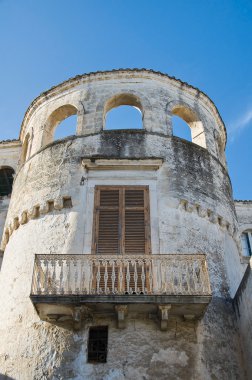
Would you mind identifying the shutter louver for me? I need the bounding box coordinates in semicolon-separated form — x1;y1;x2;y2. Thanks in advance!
125;210;145;254
97;210;119;255
96;190;119;255
93;186;150;256
125;189;146;255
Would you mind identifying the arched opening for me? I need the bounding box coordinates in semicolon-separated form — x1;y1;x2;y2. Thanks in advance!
104;94;143;130
54;114;77;140
241;230;252;257
0;167;15;196
172;115;192;141
21;133;30;163
105;106;142;130
43;105;78;146
171;106;206;148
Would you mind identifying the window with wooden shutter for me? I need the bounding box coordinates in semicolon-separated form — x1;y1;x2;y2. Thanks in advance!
92;186;151;255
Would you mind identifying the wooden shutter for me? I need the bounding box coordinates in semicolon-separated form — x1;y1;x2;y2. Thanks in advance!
93;188;120;255
92;186;150;255
125;189;146;255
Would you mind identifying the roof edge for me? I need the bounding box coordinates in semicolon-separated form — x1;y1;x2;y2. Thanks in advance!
234;200;252;204
0;139;21;145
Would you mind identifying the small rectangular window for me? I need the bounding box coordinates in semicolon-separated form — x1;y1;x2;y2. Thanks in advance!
241;232;252;257
88;326;108;363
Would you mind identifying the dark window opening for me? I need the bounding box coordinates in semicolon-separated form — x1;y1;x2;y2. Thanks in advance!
0;168;15;196
88;326;108;363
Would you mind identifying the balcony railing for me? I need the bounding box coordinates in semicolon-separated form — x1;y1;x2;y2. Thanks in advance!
31;254;211;297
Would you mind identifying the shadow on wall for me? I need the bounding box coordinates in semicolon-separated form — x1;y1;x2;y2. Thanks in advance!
0;250;3;270
0;375;17;380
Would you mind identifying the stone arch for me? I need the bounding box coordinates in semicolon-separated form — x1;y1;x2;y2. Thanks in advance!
0;166;15;196
167;101;206;148
214;129;225;161
20;133;30;164
103;93;143;130
42;104;78;147
94;90;153;132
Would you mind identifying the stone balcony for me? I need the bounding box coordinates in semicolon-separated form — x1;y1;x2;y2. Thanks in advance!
30;254;212;330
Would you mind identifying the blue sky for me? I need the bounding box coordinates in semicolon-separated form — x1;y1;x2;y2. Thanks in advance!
0;0;251;199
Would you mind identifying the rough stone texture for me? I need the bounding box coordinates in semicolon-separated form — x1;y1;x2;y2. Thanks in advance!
0;140;21;246
0;140;21;171
233;201;252;379
235;200;252;229
233;263;252;380
0;69;250;379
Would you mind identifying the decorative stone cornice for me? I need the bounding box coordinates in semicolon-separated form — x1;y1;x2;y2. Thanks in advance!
178;199;234;236
82;158;163;171
1;196;73;250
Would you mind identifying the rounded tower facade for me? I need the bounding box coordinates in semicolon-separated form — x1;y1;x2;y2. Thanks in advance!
0;70;246;379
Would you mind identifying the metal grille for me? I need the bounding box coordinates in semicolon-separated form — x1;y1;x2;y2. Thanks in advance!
88;326;108;363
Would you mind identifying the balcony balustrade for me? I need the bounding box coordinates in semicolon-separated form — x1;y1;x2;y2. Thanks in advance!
30;254;211;330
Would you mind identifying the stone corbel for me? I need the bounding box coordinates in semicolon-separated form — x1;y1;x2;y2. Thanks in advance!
72;306;82;330
28;205;39;219
54;197;64;210
115;305;128;329
184;314;195;321
158;304;171;331
20;211;28;225
13;217;20;230
39;201;50;215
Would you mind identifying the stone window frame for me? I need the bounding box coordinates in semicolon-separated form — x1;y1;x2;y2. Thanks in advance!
240;230;252;258
81;170;160;256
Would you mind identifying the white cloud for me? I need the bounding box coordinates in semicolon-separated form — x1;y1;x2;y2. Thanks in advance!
229;107;252;142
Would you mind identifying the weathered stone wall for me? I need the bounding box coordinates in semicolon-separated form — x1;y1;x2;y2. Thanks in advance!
235;200;252;229
0;133;246;379
0;140;21;171
0;306;244;380
19;70;226;165
233;263;252;380
0;140;21;246
234;201;252;379
0;70;248;379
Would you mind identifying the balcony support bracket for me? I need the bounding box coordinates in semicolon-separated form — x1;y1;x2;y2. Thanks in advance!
115;305;128;329
72;307;82;330
158;304;171;331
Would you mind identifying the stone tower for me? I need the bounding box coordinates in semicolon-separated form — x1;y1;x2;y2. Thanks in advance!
0;69;251;379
